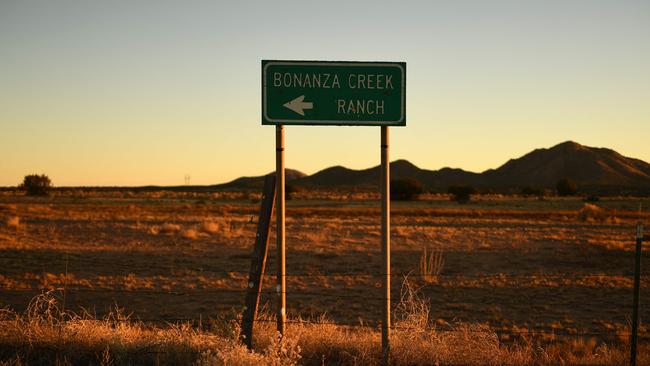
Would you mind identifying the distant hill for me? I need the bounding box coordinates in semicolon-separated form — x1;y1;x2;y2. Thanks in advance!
481;141;650;189
216;141;650;194
293;160;480;189
213;169;306;190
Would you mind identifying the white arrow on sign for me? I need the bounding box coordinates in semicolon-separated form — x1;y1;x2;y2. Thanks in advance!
283;95;313;116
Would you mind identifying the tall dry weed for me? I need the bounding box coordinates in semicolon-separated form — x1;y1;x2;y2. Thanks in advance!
419;246;444;284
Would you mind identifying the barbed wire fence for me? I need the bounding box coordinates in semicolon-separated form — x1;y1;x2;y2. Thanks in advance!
0;250;648;344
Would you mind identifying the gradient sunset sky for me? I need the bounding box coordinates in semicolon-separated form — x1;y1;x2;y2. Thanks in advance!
1;0;648;186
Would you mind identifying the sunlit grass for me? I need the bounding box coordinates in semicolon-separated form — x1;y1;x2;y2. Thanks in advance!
0;289;644;365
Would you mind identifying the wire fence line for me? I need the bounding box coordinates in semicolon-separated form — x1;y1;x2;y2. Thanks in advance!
2;250;650;277
0;284;646;343
1;248;648;345
0;252;647;279
0;285;643;302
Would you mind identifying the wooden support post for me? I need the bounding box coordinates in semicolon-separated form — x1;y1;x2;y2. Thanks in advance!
276;125;286;336
631;222;644;366
381;126;391;364
241;174;276;349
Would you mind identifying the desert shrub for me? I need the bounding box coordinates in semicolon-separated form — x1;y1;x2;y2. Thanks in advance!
0;204;17;211
200;220;221;234
285;184;301;200
577;203;608;222
448;185;477;203
182;229;199;239
520;186;545;197
556;178;578;196
394;278;430;330
5;216;21;229
0;291;641;366
19;174;52;196
419;246;444;284
150;223;182;235
391;179;423;201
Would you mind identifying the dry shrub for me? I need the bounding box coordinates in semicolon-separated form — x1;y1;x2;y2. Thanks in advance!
200;220;221;234
0;291;299;366
160;223;182;233
182;229;199;240
26;205;52;214
0;291;644;365
252;316;377;365
151;223;182;235
577;203;609;222
578;203;621;224
5;216;21;229
0;204;17;212
149;223;183;236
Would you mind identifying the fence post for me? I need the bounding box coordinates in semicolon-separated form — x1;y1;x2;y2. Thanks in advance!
631;222;644;366
241;174;276;349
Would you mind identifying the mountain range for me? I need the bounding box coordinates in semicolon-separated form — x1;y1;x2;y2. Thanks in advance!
215;141;650;194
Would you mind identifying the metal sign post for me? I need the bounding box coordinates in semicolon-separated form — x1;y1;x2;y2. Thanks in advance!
276;125;286;336
381;126;391;363
261;59;405;360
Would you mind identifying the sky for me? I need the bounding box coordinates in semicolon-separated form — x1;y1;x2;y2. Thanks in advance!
1;0;649;186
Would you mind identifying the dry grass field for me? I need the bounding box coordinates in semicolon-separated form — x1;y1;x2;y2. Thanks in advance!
0;190;649;365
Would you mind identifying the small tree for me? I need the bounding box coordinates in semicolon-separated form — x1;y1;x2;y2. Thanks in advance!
19;174;52;196
448;185;477;204
556;178;577;196
391;179;423;201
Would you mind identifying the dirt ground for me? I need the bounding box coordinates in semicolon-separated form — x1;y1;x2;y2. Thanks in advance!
1;192;649;343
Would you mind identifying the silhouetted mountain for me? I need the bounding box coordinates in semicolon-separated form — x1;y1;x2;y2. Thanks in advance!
477;141;650;192
214;169;306;190
294;160;421;187
217;141;650;194
294;159;479;189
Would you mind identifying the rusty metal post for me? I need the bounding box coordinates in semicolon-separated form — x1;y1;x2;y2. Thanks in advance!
381;126;391;364
276;125;286;336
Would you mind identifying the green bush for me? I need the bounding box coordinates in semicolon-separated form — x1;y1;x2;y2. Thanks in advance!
448;185;477;203
556;178;578;196
391;179;423;201
19;174;52;196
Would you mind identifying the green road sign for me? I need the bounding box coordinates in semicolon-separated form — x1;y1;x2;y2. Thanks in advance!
262;60;406;126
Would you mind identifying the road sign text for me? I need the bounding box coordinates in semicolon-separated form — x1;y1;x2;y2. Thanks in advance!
262;61;406;126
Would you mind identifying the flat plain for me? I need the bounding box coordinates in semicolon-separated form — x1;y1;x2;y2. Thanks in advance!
1;191;649;364
1;192;648;335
